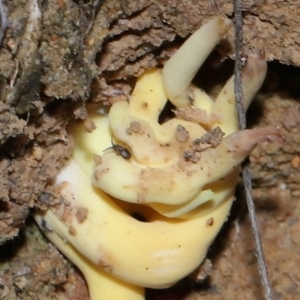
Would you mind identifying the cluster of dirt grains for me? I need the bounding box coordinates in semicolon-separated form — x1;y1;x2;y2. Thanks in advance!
0;221;89;300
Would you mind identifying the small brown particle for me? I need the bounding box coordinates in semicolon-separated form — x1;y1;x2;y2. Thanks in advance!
55;181;70;194
206;217;214;226
83;119;97;133
164;157;170;163
193;126;225;150
68;225;77;235
32;146;43;160
51;34;59;42
7;38;17;51
57;0;65;8
76;207;89;223
184;150;201;163
175;124;189;143
87;37;95;46
74;106;88;119
98;259;113;272
61;201;73;226
291;155;300;169
191;259;213;282
126;121;143;134
93;154;102;166
94;169;102;180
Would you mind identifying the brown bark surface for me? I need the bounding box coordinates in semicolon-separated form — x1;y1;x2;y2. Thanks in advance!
0;0;300;299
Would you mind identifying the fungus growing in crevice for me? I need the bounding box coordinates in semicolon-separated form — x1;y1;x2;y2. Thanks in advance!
35;16;279;300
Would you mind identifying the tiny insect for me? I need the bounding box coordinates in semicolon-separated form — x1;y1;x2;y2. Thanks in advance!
103;136;131;159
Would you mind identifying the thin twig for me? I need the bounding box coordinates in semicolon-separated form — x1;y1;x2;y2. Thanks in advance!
233;0;273;299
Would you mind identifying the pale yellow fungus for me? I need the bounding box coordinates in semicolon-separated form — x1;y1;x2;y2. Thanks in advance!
35;16;278;300
162;15;232;108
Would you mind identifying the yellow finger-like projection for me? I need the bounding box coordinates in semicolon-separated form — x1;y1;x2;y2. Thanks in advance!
35;16;278;300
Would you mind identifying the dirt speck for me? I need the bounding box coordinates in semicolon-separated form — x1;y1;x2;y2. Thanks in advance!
290;155;300;169
192;127;225;150
76;207;89;224
93;154;103;166
126;121;143;135
183;150;201;163
68;225;77;236
98;259;113;273
175;124;189;143
83;119;96;133
206;217;214;226
190;259;213;282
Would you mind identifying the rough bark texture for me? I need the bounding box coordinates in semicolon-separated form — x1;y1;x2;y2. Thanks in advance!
0;0;299;299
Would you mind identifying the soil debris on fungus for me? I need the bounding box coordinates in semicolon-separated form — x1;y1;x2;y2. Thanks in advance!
0;0;300;300
183;150;201;163
93;153;103;166
192;126;225;150
126;121;143;135
76;207;89;224
175;124;190;143
83;119;96;133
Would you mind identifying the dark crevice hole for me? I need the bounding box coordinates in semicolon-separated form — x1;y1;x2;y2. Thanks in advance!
131;212;148;222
